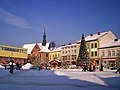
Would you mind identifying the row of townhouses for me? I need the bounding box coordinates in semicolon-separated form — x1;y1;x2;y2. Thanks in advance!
60;31;120;67
0;31;120;68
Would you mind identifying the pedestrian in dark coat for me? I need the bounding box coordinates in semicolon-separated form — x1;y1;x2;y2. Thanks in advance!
115;68;120;74
16;62;19;70
9;61;14;74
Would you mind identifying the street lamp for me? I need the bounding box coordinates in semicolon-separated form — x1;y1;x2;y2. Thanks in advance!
100;55;103;71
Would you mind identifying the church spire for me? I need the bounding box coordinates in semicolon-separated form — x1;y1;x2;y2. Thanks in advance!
42;28;47;46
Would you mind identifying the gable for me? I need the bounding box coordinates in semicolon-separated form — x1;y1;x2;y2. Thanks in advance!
31;44;41;54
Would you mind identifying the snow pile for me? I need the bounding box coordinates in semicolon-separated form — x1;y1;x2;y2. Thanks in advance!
22;63;33;70
54;70;64;76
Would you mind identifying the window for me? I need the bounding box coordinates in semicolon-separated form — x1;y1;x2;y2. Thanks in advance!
68;50;70;53
74;49;76;53
62;51;64;54
67;56;70;60
95;43;97;48
65;51;67;54
95;51;97;56
71;50;73;53
91;52;94;56
58;54;60;58
0;46;2;50
55;54;57;58
91;44;94;48
108;51;111;56
112;50;115;56
86;44;89;49
46;53;48;57
116;50;120;56
102;51;105;57
74;46;76;48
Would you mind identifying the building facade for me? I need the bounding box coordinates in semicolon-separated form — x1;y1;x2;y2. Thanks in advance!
49;47;61;68
22;31;119;68
76;31;116;66
0;44;28;64
61;43;77;66
60;31;117;67
99;39;120;66
23;31;51;67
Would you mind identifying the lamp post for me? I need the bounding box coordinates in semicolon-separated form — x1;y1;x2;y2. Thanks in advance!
100;55;103;71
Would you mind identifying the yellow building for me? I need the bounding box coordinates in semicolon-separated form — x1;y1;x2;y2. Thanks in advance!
49;47;61;60
49;47;61;68
76;31;116;65
0;44;28;64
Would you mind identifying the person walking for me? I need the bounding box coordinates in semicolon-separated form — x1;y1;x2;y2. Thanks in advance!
9;61;14;74
115;68;120;74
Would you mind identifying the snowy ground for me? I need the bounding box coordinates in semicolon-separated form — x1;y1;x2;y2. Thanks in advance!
0;68;120;90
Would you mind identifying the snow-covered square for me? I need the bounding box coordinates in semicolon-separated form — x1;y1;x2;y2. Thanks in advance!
0;68;120;90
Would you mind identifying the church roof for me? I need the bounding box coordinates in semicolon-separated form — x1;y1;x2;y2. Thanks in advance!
23;43;50;54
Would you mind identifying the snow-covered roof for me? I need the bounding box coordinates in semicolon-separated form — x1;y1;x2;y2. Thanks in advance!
51;47;61;52
23;43;36;54
23;43;50;54
77;31;107;43
49;59;61;63
39;45;50;53
100;39;120;48
61;43;77;48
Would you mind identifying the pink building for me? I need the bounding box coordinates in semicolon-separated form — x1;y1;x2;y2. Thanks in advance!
99;39;120;66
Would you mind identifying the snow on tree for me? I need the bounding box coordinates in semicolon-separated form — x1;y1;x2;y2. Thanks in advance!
77;34;89;67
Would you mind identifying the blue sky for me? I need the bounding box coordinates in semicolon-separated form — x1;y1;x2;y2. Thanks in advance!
0;0;120;47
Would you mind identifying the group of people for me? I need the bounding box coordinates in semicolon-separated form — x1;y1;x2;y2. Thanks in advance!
9;61;22;74
82;64;96;72
81;63;120;74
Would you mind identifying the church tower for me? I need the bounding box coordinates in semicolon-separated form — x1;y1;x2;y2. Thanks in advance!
42;29;47;46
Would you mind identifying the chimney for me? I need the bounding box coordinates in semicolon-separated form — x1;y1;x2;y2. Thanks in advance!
90;34;93;36
98;32;100;35
68;43;71;45
114;39;118;41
